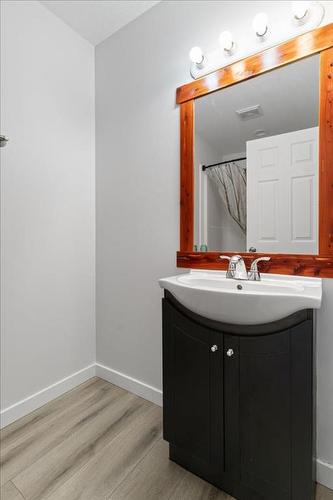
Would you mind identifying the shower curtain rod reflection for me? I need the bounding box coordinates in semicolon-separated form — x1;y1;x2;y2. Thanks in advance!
202;156;246;171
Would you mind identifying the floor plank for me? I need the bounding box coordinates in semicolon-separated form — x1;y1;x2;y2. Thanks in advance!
12;392;153;500
169;468;234;500
317;484;333;500
0;481;25;500
0;379;125;485
108;439;233;500
45;405;162;500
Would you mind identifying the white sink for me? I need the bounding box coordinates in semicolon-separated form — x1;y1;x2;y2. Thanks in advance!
159;270;322;325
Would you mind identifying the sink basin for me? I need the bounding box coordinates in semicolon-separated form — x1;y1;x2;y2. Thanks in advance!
159;270;322;325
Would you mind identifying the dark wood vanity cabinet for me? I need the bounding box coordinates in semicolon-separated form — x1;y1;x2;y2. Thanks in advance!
162;292;315;500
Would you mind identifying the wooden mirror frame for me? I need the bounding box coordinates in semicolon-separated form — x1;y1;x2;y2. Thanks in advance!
177;23;333;278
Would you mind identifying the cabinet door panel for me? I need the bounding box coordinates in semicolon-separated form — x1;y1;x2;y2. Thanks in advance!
225;331;292;500
162;299;222;472
239;333;291;500
173;324;210;457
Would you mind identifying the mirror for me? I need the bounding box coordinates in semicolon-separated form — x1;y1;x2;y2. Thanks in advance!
194;54;320;254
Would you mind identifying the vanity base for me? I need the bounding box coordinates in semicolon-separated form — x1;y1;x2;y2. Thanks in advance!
162;292;315;500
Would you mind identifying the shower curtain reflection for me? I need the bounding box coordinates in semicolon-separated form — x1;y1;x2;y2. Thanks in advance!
205;162;246;234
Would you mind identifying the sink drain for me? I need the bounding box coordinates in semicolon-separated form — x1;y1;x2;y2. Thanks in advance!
237;284;243;290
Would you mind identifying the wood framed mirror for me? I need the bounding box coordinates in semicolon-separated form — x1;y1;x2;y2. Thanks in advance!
177;23;333;278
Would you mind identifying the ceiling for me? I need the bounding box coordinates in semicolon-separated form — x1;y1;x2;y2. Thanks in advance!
40;0;160;45
195;54;320;159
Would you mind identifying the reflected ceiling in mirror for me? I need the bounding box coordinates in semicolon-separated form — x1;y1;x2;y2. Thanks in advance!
194;54;320;255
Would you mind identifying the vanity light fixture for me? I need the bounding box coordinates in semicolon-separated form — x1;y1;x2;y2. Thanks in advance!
252;12;269;37
219;30;234;53
188;3;324;80
189;46;205;68
292;1;310;20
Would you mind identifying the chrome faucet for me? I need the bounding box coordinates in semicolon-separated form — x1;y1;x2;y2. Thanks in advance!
219;255;271;281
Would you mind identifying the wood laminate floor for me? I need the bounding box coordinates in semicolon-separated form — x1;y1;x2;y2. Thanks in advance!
1;378;332;500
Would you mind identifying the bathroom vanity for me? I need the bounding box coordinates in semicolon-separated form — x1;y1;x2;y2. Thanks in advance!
160;271;322;500
162;22;333;500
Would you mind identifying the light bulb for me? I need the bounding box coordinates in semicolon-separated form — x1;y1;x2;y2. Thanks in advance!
252;12;269;37
189;46;204;65
219;31;234;52
292;1;310;20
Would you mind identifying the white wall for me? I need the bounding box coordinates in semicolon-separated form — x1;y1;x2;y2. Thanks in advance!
0;0;95;421
96;0;333;486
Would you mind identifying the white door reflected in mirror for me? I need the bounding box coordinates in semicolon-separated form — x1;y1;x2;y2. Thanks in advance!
247;127;318;254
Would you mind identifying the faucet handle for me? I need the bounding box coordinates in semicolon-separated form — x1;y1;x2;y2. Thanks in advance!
219;255;231;277
249;256;271;281
250;256;271;269
219;255;233;278
219;255;231;262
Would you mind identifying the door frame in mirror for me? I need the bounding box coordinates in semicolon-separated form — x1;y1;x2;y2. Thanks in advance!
177;23;333;278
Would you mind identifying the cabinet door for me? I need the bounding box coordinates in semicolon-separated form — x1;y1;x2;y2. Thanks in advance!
224;322;313;500
162;299;223;474
225;332;291;500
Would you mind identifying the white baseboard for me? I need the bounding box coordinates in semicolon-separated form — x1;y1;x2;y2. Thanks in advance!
0;364;96;429
96;363;162;407
317;458;333;490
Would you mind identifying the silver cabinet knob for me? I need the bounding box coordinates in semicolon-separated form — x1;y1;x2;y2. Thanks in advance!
211;345;218;352
226;348;234;357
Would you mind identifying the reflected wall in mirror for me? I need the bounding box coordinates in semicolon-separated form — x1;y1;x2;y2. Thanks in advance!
194;54;320;254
